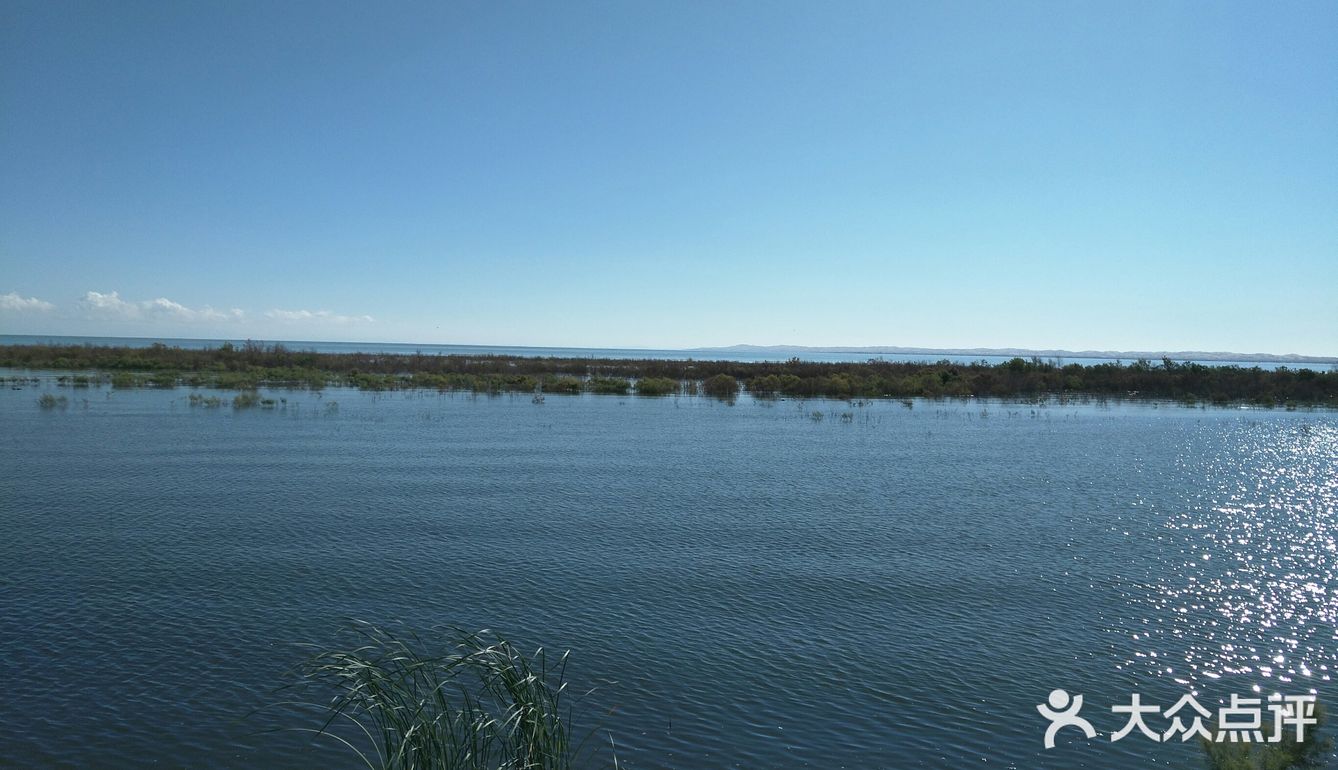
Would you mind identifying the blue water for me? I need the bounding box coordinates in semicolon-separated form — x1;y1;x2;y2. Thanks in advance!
3;374;1336;768
3;334;1326;369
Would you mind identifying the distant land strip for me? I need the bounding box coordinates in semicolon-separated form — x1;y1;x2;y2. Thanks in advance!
2;342;1335;407
693;344;1338;365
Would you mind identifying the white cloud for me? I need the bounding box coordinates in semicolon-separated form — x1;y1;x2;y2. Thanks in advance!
145;297;243;322
74;291;374;329
266;308;375;324
81;291;245;322
0;292;55;312
81;290;139;315
147;297;190;315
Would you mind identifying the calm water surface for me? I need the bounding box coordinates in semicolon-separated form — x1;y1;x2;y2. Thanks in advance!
2;374;1336;768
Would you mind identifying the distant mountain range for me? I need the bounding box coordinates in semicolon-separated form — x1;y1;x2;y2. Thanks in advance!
689;344;1337;365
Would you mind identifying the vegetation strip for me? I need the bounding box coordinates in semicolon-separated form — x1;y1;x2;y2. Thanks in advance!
3;342;1335;406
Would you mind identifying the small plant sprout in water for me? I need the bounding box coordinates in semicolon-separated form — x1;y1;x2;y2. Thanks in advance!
233;391;261;409
275;621;611;770
188;393;224;408
37;393;68;409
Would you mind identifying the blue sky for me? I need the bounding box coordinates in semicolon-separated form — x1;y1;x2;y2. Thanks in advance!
2;1;1335;354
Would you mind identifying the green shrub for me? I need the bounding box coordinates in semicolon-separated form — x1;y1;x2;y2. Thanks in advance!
147;371;178;388
587;377;630;395
542;376;584;394
702;373;738;399
635;377;678;396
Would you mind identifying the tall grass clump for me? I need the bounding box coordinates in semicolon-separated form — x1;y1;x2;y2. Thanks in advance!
282;622;596;770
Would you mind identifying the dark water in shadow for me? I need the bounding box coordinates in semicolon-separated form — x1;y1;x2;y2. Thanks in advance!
2;376;1335;767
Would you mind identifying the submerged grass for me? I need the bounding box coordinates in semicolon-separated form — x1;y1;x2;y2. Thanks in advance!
233;391;261;409
188;393;223;408
277;622;600;770
1200;702;1330;769
37;393;68;409
541;376;584;395
586;377;630;395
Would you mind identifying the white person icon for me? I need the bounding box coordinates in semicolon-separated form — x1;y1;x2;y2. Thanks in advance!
1037;689;1098;748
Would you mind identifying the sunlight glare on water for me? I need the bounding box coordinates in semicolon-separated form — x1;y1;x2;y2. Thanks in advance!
1127;421;1338;696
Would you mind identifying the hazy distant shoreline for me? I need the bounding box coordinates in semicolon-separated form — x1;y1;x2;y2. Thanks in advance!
694;344;1338;365
2;335;1333;366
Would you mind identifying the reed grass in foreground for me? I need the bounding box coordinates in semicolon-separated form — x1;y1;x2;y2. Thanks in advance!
279;622;607;770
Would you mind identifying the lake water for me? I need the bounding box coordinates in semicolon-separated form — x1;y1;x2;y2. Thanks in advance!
3;374;1336;768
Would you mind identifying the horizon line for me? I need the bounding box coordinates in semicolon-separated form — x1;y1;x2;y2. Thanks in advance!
1;333;1335;364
